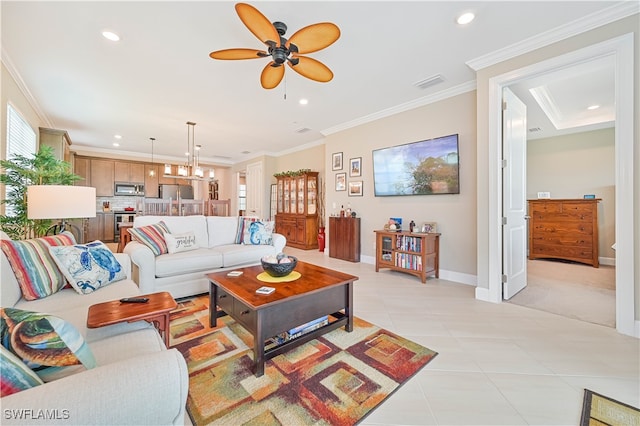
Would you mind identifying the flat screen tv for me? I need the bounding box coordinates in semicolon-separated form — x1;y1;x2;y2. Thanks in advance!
372;134;459;196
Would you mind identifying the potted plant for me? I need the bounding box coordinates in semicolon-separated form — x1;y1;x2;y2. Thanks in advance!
317;177;326;252
0;145;80;240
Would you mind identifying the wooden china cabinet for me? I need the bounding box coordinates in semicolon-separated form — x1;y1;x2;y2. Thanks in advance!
274;171;319;250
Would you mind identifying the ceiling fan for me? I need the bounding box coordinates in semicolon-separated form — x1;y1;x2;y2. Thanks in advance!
209;3;340;89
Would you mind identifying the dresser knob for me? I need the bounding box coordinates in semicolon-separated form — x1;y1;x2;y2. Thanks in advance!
219;294;227;299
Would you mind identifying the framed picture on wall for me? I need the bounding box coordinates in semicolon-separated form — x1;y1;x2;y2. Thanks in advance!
332;152;343;171
335;173;346;191
349;157;362;177
348;181;363;196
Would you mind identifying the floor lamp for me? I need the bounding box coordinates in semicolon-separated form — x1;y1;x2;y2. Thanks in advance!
27;185;96;243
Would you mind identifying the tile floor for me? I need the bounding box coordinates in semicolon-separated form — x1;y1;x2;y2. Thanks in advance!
284;247;639;426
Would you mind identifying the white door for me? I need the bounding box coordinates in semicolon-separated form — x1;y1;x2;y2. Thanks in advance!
502;88;528;299
245;161;263;218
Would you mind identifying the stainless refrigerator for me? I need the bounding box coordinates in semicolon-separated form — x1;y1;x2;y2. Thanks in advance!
159;184;194;200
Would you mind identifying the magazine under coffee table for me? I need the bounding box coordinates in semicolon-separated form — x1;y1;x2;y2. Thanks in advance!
207;261;358;377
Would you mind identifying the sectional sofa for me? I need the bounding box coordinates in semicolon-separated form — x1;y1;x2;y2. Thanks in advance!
0;231;188;425
124;215;286;299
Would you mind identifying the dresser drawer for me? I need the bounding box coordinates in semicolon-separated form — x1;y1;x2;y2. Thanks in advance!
233;298;257;333
215;287;234;314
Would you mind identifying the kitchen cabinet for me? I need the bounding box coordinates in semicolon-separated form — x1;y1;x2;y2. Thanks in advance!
329;217;361;262
90;159;115;196
39;127;71;162
114;162;144;183
145;165;159;198
87;212;115;242
528;198;600;267
73;156;91;187
274;171;318;249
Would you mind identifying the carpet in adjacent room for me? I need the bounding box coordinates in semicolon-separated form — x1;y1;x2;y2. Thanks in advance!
169;295;437;425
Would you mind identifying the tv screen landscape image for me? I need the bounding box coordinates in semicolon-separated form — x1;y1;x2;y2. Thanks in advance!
372;134;460;196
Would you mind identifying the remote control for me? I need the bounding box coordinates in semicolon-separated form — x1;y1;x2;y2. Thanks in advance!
255;286;275;295
120;297;149;303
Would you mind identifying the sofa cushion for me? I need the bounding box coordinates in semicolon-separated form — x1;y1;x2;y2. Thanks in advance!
0;346;43;396
235;217;258;244
216;243;277;267
206;216;240;247
49;241;127;294
164;231;199;254
0;232;76;301
0;308;96;382
128;221;170;255
154;248;223;278
135;215;209;250
241;220;275;245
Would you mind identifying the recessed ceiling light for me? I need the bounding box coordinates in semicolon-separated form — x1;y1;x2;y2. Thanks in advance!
587;105;600;110
114;134;122;139
102;31;120;42
457;12;475;25
113;142;120;147
299;99;308;105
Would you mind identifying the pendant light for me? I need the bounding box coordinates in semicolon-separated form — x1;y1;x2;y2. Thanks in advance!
149;137;156;177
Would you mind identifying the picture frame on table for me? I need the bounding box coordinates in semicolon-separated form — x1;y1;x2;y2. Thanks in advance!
348;181;363;197
332;152;343;171
335;173;346;191
421;222;438;233
349;157;362;177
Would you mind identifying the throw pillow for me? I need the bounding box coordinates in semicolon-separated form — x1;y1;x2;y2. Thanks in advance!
0;232;76;301
127;221;170;255
242;220;275;245
235;217;259;244
48;241;126;294
0;308;96;382
164;231;199;254
0;346;44;396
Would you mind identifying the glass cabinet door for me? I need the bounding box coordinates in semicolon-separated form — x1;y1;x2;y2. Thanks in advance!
289;178;297;213
277;180;283;213
307;175;317;215
297;177;305;214
284;179;290;213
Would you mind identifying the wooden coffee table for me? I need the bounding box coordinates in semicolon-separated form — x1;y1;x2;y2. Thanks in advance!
87;292;177;348
207;261;358;376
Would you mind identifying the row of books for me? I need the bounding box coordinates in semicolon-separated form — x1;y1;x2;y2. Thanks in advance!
395;252;423;271
265;316;329;350
396;235;422;252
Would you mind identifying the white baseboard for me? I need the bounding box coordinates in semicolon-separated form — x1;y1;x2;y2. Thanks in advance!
599;256;615;266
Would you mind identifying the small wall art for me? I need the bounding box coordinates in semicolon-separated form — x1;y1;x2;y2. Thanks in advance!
349;157;362;177
335;172;346;191
332;152;343;171
348;181;363;196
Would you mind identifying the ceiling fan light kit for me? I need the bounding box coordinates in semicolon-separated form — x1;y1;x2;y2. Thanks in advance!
210;2;340;89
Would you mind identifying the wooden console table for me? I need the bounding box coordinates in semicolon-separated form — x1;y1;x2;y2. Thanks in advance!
374;230;440;283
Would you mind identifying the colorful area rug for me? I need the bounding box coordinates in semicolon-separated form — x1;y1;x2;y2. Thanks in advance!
169;295;437;425
580;389;640;426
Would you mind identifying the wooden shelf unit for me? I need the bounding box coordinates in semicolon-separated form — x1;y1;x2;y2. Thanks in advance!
528;198;600;267
329;216;361;262
374;230;440;283
274;171;319;250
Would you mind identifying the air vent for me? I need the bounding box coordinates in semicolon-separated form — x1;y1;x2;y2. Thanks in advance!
528;127;542;133
295;127;312;134
413;74;445;89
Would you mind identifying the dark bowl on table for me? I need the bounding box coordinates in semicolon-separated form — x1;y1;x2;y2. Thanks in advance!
261;256;298;277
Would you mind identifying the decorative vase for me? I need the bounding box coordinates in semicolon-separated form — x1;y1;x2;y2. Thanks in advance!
317;227;326;252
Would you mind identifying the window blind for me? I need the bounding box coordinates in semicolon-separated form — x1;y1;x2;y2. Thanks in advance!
5;104;36;216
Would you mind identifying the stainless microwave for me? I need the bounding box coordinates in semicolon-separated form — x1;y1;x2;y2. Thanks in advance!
114;182;144;196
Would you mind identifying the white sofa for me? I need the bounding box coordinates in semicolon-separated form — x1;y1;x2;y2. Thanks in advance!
124;215;286;299
0;231;189;425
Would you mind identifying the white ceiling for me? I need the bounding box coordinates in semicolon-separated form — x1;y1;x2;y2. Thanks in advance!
1;1;633;165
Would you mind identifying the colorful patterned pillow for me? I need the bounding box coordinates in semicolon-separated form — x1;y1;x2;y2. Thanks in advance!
0;346;44;396
127;221;170;255
235;217;258;244
0;308;96;382
164;232;199;254
0;232;76;300
48;241;126;294
242;220;274;245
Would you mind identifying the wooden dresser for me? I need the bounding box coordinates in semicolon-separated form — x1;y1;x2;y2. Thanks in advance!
528;198;600;267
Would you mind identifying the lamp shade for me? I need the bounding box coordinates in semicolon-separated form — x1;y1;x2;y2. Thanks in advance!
27;185;96;219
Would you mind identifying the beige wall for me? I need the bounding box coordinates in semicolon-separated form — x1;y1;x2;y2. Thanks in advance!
527;128;615;259
324;91;477;277
475;15;639;318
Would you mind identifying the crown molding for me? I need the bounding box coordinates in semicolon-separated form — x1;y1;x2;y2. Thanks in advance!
1;48;53;127
322;80;477;136
466;2;639;71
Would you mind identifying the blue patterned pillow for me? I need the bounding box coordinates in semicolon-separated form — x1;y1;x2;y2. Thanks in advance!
0;308;96;382
48;241;126;294
0;346;43;396
242;220;274;245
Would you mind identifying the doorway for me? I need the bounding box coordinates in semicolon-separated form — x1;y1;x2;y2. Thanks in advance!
486;34;635;336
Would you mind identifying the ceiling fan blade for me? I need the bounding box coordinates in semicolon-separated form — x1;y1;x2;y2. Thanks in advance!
286;23;340;54
288;55;334;83
235;3;280;48
261;62;285;89
209;48;268;60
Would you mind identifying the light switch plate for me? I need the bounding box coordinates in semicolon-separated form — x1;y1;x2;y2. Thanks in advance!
537;191;551;199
